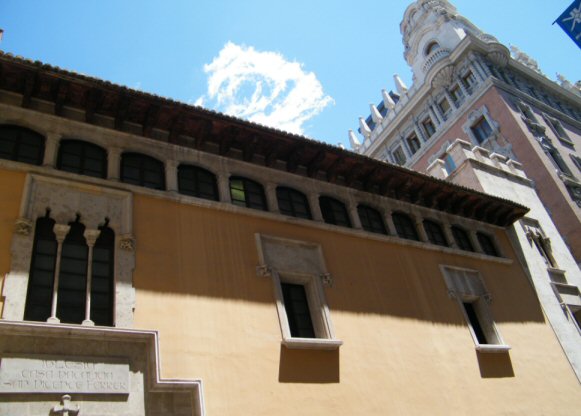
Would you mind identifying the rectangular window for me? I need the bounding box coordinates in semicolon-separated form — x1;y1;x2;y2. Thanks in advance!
470;117;493;144
392;146;407;165
438;98;451;119
461;71;476;92
281;282;316;338
422;118;436;138
440;266;509;353
545;115;573;146
406;133;421;155
449;85;463;105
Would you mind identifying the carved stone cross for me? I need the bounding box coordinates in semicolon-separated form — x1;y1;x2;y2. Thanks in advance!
52;394;80;416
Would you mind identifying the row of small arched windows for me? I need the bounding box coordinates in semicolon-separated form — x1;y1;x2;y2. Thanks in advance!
0;125;499;256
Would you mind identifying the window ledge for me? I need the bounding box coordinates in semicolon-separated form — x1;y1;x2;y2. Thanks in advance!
282;337;343;350
475;344;511;353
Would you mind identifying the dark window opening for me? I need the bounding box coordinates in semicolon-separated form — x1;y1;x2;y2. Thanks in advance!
471;117;493;144
449;86;463;104
477;232;499;257
407;134;421;155
392;146;407;165
451;226;474;252
121;152;165;190
358;205;387;235
319;196;351;228
0;125;45;165
463;302;488;344
91;225;115;326
425;41;440;55
57;139;107;178
178;164;219;201
423;220;448;247
24;216;57;322
230;177;267;211
392;212;419;241
438;98;451;118
422;118;436;138
281;282;315;338
532;236;555;268
276;187;312;219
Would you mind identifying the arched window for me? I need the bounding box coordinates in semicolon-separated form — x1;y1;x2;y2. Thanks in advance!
358;204;387;235
276;186;312;219
425;41;440;56
121;152;165;190
451;225;474;252
423;219;448;247
392;212;419;241
57;218;88;324
229;176;267;211
24;214;115;326
57;139;107;178
178;164;219;201
0;124;45;165
477;232;499;257
91;224;115;327
319;196;351;228
24;216;57;322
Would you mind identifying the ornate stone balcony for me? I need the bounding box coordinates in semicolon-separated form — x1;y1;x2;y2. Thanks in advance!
422;48;451;74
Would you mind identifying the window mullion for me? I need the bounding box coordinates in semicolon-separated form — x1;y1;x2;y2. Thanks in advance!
47;224;71;324
83;229;101;326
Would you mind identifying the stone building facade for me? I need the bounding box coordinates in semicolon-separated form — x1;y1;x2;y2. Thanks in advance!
351;0;581;265
1;45;581;415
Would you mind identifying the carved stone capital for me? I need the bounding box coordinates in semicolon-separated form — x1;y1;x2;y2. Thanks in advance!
119;235;135;251
83;229;101;247
14;217;33;236
53;224;71;243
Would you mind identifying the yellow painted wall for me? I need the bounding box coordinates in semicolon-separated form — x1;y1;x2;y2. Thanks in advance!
130;194;581;416
0;169;26;316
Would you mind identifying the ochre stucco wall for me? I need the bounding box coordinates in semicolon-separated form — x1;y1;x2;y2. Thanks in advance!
130;194;581;416
0;169;26;316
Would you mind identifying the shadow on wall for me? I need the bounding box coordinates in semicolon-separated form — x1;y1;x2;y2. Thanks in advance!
278;347;340;383
477;351;514;378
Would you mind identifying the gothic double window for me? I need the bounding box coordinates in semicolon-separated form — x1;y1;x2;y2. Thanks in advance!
24;214;115;326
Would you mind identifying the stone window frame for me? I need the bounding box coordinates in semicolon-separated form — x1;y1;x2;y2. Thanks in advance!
255;234;342;350
3;174;136;328
391;144;407;166
437;97;452;120
543;113;574;147
521;218;557;269
460;70;477;93
406;132;422;155
448;84;464;106
569;154;581;174
440;265;510;353
462;105;499;146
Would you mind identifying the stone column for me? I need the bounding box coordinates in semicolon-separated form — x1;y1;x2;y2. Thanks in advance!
415;217;429;243
308;193;323;222
82;229;101;326
444;224;457;249
217;173;231;203
469;230;483;253
47;224;71;324
108;147;122;181
384;209;397;236
428;102;442;126
165;160;178;193
43;132;61;168
347;198;362;229
444;89;458;109
265;182;279;214
456;75;470;97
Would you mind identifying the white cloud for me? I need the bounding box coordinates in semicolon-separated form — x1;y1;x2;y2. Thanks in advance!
196;42;333;135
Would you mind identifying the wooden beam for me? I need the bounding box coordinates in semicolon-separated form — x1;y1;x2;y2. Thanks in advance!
53;79;69;116
84;88;103;123
307;149;326;178
193;119;213;150
264;141;282;167
21;71;37;108
326;156;345;183
142;104;161;137
243;135;259;162
114;93;131;130
345;163;365;186
286;145;304;173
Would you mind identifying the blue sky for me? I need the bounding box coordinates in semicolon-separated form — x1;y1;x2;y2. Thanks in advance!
1;1;579;148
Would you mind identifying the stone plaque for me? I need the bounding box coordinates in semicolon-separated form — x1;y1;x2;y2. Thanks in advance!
0;354;129;394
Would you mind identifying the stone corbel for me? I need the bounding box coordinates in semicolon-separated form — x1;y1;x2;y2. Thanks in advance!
14;217;33;236
447;289;457;300
483;293;493;304
256;264;272;278
320;273;333;287
52;394;80;416
119;234;136;251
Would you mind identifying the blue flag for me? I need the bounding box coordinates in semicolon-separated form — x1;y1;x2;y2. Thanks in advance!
556;0;581;49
